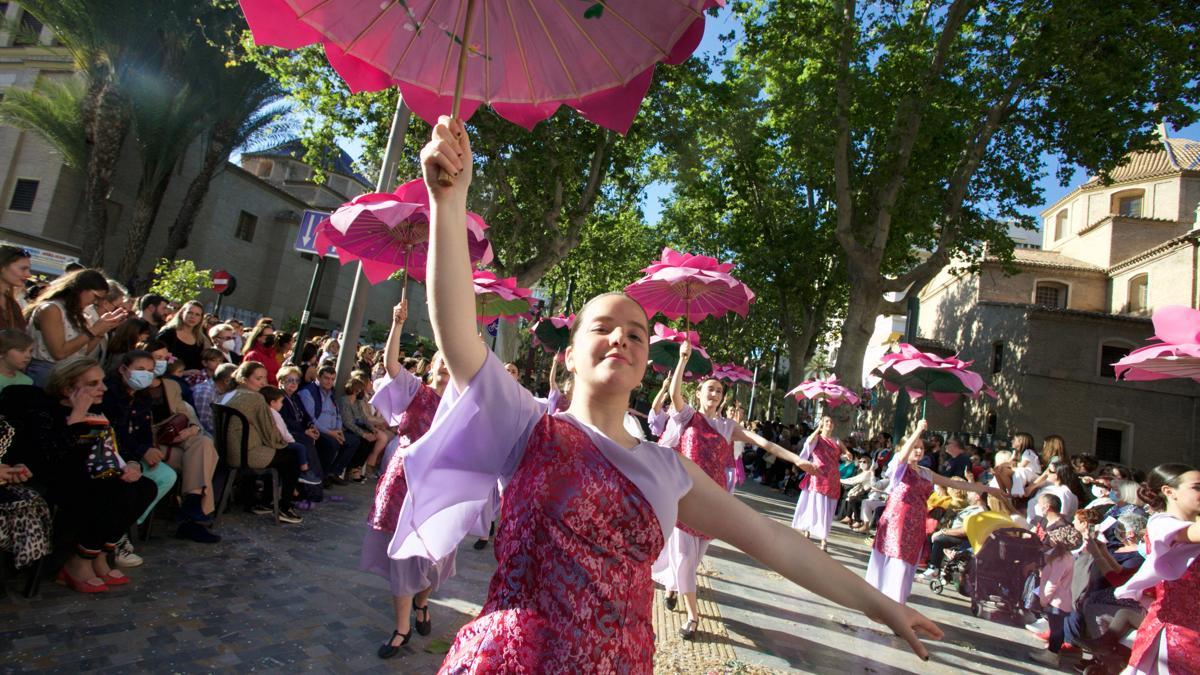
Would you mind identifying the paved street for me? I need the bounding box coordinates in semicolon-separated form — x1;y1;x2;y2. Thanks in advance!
1;480;1061;674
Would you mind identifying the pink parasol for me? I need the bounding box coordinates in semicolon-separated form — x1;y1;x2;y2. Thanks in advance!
869;343;995;416
314;178;493;288
473;270;534;323
648;322;712;377
624;247;755;330
531;314;575;354
1114;305;1200;382
786;375;861;409
712;362;754;383
238;0;723;135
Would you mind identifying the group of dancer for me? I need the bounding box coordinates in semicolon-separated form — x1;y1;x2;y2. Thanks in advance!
353;118;1197;673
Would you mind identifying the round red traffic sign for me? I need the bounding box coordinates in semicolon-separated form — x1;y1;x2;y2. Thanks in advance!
212;270;236;296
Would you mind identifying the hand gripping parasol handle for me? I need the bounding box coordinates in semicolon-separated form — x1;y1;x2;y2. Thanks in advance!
437;0;479;187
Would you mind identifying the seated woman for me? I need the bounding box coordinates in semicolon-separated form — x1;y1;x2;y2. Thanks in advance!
276;364;324;482
106;343;220;543
0;358;157;592
220;361;304;524
0;416;53;570
337;376;385;482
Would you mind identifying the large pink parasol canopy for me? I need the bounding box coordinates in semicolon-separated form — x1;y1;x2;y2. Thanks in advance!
711;363;754;383
624;247;755;326
314;178;493;285
473;270;534;322
238;0;723;134
869;343;995;412
1114;305;1200;382
786;375;861;409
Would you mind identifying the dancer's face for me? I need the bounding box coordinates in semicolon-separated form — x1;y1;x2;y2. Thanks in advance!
565;295;648;396
696;378;724;411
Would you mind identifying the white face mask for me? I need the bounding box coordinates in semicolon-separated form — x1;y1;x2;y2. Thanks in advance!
153;360;169;376
221;339;237;352
126;370;154;391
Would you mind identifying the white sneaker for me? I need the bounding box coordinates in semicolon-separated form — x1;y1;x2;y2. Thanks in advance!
115;535;144;568
920;567;938;579
1025;617;1049;633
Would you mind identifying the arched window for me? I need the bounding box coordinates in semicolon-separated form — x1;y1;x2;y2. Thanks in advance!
1111;189;1145;218
1034;281;1069;309
1094;420;1133;464
1054;210;1068;241
1128;274;1149;313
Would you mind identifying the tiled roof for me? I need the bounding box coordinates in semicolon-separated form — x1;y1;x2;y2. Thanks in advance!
986;248;1103;273
1084;137;1200;186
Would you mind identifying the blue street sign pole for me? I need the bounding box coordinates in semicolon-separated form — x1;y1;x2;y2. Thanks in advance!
293;209;331;361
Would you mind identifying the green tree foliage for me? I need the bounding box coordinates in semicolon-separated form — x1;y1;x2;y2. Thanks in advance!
733;0;1200;408
148;258;213;303
0;76;88;170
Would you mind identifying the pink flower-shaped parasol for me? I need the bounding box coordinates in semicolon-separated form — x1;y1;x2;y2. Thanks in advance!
473;270;534;323
870;343;995;415
314;178;493;285
711;363;754;383
624;247;755;328
786;375;861;409
648;322;712;377
531;314;574;354
1114;305;1200;382
238;0;723;135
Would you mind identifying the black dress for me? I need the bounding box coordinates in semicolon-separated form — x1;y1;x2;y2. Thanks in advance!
158;328;205;370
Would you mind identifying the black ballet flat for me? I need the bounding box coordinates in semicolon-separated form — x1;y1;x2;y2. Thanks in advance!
472;539;488;550
377;629;411;659
413;600;432;636
665;592;677;611
679;619;698;641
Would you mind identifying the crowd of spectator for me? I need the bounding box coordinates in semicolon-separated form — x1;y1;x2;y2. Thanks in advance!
0;246;423;594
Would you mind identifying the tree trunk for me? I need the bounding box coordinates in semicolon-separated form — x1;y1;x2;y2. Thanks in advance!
117;173;173;281
81;79;129;269
495;318;521;364
782;314;825;425
162;130;232;260
832;279;885;429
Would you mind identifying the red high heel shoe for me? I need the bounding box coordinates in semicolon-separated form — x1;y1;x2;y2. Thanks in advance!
102;570;131;586
56;568;108;593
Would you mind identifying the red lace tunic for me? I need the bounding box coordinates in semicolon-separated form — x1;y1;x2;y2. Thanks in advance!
674;414;733;540
1124;517;1200;674
799;436;842;500
369;384;441;532
438;415;663;674
873;463;933;565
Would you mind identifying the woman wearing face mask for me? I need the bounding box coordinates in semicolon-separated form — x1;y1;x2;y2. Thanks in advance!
242;318;280;385
208;323;243;365
23;270;127;387
158;300;211;379
0;246;33;331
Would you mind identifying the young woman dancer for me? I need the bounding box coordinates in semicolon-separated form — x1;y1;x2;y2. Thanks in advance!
379;118;942;671
646;370;673;438
652;354;812;639
1114;463;1200;674
867;419;1000;604
359;299;455;659
791;415;852;551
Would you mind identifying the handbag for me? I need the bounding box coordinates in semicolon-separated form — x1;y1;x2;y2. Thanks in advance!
80;421;124;480
155;413;191;446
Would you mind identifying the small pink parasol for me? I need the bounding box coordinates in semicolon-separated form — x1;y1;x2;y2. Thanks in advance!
624;247;755;332
238;0;723;135
712;362;754;383
1114;305;1200;382
473;270;534;323
786;375;861;409
531;314;575;354
314;178;493;291
648;322;712;377
869;343;995;417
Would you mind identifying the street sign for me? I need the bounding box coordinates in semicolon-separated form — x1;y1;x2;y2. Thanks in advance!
294;209;337;258
212;270;236;296
486;319;499;337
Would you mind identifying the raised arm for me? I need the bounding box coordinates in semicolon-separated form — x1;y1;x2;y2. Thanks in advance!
384;300;407;379
669;342;690;413
651;371;672;414
422;117;486;390
893;419;928;466
548;353;560;393
677;457;942;659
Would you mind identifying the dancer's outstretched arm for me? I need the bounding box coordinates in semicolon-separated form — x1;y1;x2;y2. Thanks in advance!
732;424;809;471
668;341;691;413
383;300;408;378
421;117;485;389
677;457;943;659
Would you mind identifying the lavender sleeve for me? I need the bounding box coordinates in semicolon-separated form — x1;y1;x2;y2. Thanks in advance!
648;409;668;438
1115;513;1200;601
370;370;423;426
656;404;696;449
388;352;543;563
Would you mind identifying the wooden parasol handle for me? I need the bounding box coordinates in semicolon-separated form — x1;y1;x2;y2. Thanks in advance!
437;0;479;187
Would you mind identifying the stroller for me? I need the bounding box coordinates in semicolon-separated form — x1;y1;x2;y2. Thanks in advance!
963;523;1042;624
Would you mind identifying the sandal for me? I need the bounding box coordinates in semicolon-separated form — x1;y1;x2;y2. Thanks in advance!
679;618;698;641
377;629;411;659
413;599;432;636
56;568;107;594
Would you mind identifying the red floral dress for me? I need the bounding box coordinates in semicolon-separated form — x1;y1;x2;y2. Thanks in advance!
369;384;441;532
438;416;662;674
873;463;933;565
674;414;733;540
799;436;841;499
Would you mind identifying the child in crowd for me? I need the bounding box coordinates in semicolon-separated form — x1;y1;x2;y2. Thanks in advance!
1030;540;1075;667
0;329;33;392
261;386;321;486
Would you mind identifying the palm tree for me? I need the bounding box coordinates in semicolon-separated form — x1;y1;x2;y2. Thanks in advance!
0;76;88;170
161;65;293;260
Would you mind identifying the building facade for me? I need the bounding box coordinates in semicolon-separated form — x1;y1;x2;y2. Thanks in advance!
900;133;1200;469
